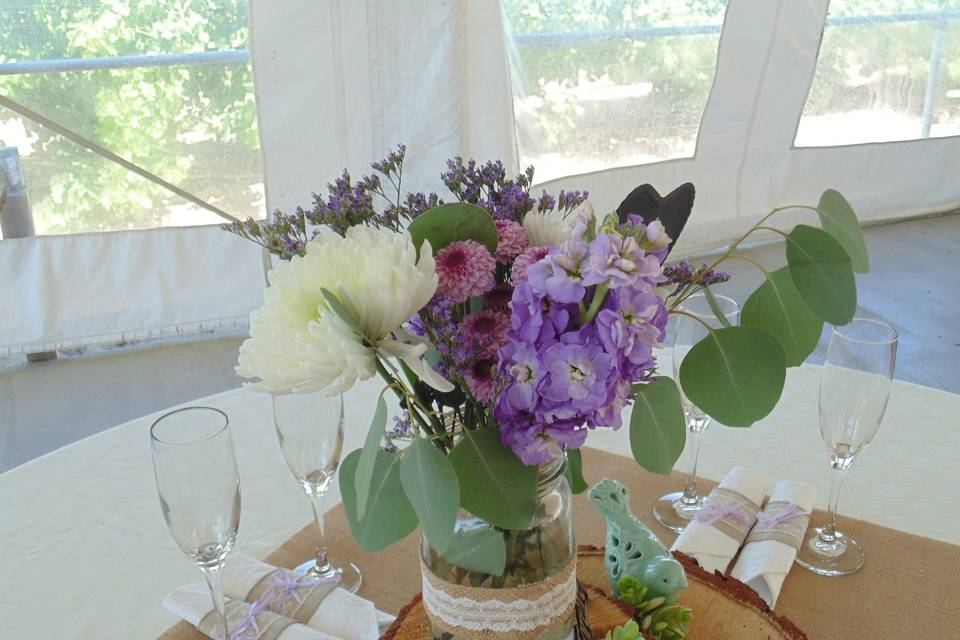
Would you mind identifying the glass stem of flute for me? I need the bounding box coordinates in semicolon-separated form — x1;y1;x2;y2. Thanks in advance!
682;415;708;503
821;460;848;543
202;566;228;640
309;495;330;571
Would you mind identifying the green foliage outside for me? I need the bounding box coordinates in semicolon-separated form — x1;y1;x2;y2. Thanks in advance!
0;0;261;234
0;0;957;234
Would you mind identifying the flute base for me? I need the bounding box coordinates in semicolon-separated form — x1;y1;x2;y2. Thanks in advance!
653;490;703;533
294;559;363;594
796;527;864;576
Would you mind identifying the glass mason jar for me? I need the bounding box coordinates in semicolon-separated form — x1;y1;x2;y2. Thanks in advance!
420;456;575;640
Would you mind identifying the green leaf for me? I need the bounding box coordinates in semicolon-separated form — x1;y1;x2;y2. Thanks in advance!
340;449;418;552
741;267;824;367
565;448;588;494
702;286;732;327
448;429;537;529
354;395;387;520
629;377;687;474
442;526;507;576
816;189;869;273
399;439;459;554
679;326;786;427
786;225;857;325
407;203;498;256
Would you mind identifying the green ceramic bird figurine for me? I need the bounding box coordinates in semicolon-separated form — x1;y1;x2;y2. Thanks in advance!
589;478;688;604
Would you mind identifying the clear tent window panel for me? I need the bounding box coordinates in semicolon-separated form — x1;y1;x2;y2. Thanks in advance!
796;1;960;147
0;0;262;235
503;0;729;183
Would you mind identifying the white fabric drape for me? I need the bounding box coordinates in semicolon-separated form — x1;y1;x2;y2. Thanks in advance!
0;226;265;355
249;0;518;213
2;0;958;353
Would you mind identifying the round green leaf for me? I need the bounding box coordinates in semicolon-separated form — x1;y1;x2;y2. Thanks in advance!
817;189;869;273
741;267;824;367
679;326;786;427
629;377;686;475
442;527;507;576
786;225;857;325
448;429;537;530
340;449;418;552
353;396;388;520
399;438;459;554
407;202;498;255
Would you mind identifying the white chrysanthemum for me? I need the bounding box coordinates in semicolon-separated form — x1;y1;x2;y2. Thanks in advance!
237;226;448;395
523;201;594;247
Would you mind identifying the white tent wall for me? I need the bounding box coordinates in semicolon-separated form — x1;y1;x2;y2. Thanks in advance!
249;0;519;213
0;226;265;355
2;0;958;355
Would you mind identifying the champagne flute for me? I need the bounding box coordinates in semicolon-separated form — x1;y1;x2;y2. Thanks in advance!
150;407;240;640
653;292;740;532
797;317;897;576
273;392;361;592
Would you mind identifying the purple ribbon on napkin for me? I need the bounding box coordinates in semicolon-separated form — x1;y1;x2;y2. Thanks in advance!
267;571;340;610
230;598;270;640
694;500;755;527
756;502;809;531
228;570;340;639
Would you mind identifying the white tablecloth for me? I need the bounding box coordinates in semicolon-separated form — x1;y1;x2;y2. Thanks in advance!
1;361;957;639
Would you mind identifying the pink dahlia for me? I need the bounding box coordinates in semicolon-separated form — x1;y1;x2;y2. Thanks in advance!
494;219;529;264
464;355;498;403
435;240;496;303
462;311;511;349
511;245;550;283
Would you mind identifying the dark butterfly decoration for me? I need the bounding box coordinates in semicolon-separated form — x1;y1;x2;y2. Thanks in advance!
616;183;695;258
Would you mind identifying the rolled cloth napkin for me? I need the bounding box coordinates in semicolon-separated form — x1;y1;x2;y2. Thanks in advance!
670;466;769;575
222;554;383;640
163;585;338;640
731;480;816;608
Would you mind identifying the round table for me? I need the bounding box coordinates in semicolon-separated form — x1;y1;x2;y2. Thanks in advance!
1;362;957;639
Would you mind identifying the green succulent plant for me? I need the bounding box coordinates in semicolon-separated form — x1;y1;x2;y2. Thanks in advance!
617;576;693;640
604;619;642;640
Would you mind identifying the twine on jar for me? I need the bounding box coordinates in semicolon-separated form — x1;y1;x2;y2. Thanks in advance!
420;556;578;640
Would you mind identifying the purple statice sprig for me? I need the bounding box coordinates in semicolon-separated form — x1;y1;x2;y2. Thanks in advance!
223;210;310;260
441;156;588;223
662;259;731;300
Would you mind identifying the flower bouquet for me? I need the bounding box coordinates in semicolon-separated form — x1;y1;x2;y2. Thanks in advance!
226;146;867;639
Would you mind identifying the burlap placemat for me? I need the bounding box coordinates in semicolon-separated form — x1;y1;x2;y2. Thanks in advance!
158;448;960;639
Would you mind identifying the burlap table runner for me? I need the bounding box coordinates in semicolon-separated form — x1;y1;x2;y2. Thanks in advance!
158;448;960;639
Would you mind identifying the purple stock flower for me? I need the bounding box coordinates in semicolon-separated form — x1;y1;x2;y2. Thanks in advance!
495;223;669;464
526;240;589;304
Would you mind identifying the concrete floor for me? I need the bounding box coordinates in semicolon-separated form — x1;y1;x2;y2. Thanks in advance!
1;214;957;473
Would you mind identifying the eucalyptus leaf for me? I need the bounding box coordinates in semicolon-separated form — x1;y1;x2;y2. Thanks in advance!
407;202;499;256
702;286;732;327
679;326;786;427
817;189;869;273
399;438;459;554
354;395;387;520
741;267;824;367
786;225;857;325
449;429;537;529
340;449;418;552
565;448;588;494
629;377;686;474
442;526;507;576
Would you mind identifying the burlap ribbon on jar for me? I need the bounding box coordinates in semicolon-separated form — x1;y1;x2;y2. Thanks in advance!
420;556;578;640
